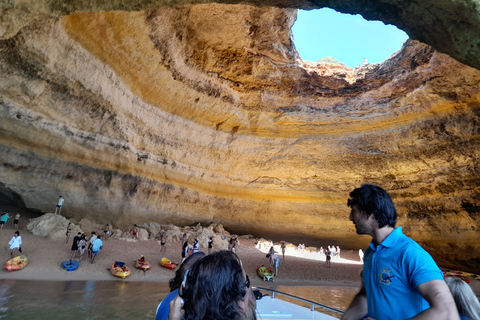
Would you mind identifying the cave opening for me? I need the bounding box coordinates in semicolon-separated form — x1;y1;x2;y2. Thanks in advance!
292;8;409;68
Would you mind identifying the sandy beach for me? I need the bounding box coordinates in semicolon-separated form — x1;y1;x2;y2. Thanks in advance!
0;211;478;300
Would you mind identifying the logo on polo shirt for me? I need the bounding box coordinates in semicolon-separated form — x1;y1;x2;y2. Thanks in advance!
379;267;395;286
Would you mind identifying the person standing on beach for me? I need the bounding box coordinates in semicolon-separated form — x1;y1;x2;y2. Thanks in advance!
208;236;213;254
192;239;199;254
0;212;10;229
88;231;97;258
103;224;112;240
325;247;331;268
90;235;103;263
160;232;167;253
281;242;286;260
181;241;189;262
13;212;20;230
341;184;458;320
70;232;81;260
78;234;87;260
9;231;22;257
55;195;64;214
267;252;280;276
64;222;72;243
131;224;139;240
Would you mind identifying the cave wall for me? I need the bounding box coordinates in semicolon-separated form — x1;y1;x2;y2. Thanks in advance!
0;2;479;272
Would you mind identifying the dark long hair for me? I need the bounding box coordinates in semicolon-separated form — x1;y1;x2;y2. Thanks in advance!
180;250;247;320
348;183;397;228
168;252;206;292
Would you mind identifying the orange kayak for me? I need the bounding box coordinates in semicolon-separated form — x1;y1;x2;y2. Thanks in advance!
135;259;151;271
4;255;28;272
160;257;177;270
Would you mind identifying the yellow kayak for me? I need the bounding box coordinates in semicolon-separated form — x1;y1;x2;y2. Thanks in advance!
110;261;130;279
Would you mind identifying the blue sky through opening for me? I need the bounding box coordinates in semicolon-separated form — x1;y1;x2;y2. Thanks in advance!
292;9;409;68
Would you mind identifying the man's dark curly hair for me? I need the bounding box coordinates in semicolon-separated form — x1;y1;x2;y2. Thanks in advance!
180;250;247;320
348;183;397;228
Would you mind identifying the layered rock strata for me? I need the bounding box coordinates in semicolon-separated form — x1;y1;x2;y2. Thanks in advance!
0;3;479;272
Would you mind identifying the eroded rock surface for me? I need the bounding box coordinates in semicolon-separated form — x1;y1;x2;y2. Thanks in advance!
1;3;479;272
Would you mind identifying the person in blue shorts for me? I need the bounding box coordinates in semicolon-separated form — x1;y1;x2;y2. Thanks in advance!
55;195;64;214
341;184;459;320
90;235;103;264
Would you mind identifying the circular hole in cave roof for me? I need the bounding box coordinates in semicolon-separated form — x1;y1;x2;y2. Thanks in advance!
292;8;409;68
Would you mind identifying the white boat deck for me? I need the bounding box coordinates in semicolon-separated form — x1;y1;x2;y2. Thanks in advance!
255;294;340;320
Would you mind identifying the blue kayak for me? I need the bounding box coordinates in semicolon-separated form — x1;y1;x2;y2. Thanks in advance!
62;260;79;271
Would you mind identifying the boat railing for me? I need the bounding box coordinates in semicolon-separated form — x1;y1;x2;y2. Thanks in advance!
253;286;345;316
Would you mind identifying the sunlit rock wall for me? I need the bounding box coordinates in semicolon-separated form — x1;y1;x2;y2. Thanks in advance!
0;3;479;271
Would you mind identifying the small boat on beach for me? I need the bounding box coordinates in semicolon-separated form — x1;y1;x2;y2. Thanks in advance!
135;258;151;272
4;255;28;272
160;257;177;270
257;266;274;282
110;261;130;279
62;260;79;271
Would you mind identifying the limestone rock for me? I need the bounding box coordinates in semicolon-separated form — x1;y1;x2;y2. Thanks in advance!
27;213;83;240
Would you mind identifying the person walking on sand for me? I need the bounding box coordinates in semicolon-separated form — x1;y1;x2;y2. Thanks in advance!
90;235;103;264
55;195;64;214
13;212;20;230
281;242;286;260
0;212;10;229
341;184;458;320
65;222;72;244
9;231;22;257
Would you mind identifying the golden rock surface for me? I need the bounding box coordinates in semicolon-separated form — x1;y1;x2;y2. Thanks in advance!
0;2;479;272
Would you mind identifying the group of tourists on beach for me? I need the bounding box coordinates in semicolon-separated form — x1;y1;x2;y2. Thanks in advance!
65;226;103;264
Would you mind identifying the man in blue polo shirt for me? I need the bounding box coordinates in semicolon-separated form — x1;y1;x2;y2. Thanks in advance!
341;184;459;320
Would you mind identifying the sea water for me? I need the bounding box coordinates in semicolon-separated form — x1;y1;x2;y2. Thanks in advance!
0;280;169;319
0;279;356;319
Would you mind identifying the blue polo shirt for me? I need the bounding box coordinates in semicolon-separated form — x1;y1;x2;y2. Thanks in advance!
363;227;444;320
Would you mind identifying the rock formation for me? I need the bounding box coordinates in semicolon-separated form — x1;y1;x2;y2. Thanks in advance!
1;2;479;272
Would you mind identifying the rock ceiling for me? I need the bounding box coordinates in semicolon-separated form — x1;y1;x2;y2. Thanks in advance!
0;1;479;272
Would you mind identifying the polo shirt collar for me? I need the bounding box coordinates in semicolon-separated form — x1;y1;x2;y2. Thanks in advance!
380;227;403;248
369;227;403;250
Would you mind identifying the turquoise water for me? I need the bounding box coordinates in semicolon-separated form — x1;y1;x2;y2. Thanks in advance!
0;279;355;319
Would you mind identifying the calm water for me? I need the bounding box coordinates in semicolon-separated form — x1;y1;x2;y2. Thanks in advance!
0;280;356;319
